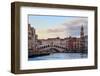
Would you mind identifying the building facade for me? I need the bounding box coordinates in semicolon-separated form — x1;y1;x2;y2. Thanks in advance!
28;24;38;56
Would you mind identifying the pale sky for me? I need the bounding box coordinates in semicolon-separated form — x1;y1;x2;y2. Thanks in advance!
28;15;88;39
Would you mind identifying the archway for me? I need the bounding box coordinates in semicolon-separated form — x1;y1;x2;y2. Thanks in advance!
49;48;60;53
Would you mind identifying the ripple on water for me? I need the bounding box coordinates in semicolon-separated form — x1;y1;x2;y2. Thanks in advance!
28;53;88;61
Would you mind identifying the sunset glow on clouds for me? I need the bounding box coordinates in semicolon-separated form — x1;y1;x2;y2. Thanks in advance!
29;15;88;39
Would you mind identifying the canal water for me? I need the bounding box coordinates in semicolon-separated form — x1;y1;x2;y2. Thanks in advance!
28;53;88;61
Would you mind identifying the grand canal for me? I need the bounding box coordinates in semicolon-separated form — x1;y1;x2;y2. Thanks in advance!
28;53;88;61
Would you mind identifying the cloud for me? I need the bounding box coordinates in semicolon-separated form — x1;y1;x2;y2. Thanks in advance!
43;23;66;34
63;17;88;26
36;28;67;39
47;28;65;33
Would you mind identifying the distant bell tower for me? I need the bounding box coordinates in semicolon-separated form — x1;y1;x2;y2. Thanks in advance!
80;25;85;53
80;25;84;38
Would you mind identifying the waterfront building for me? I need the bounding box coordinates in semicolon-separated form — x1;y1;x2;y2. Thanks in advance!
28;24;38;56
67;37;81;52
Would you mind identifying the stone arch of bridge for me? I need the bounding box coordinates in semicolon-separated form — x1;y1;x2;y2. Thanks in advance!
37;45;66;52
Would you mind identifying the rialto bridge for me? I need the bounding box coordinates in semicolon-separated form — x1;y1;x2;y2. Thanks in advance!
36;44;67;53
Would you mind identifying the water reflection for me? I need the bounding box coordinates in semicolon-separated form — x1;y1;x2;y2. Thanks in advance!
28;53;88;61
